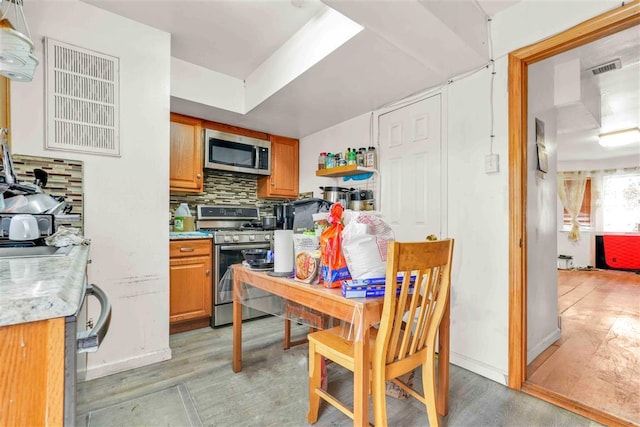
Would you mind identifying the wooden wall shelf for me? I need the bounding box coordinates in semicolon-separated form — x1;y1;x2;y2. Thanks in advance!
315;165;377;178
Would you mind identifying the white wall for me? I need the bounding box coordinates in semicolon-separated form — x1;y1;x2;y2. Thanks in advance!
12;1;172;379
299;0;623;385
299;112;379;201
558;228;593;267
526;59;561;363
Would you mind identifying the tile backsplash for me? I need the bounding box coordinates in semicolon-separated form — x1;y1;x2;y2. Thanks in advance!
170;169;287;218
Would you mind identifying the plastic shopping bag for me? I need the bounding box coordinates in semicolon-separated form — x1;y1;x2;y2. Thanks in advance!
342;211;395;280
319;203;351;288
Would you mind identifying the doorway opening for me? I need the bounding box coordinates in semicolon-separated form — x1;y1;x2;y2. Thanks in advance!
508;2;639;426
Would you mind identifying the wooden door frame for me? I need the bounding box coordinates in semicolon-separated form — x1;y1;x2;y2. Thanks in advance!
508;1;639;425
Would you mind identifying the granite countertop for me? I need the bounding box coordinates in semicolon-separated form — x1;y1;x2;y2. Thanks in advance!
170;231;213;240
0;245;90;327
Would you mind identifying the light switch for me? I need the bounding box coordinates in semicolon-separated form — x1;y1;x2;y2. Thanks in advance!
485;154;499;174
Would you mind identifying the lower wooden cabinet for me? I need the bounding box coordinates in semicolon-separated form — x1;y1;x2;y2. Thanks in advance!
169;239;212;333
0;318;65;426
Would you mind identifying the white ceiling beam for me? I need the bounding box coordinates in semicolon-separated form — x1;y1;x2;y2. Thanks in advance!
244;8;363;113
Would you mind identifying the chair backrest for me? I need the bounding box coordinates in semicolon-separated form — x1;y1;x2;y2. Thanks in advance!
375;239;454;365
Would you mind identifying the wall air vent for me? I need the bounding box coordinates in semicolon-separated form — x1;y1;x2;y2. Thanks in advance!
45;38;120;156
588;58;622;76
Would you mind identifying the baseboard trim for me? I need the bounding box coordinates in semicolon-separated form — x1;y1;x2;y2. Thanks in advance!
449;351;508;386
84;347;172;381
527;328;561;364
522;382;636;427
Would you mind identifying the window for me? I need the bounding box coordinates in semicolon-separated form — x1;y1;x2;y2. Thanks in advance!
602;173;640;232
563;177;591;227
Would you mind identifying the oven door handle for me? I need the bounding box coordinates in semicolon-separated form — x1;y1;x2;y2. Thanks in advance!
219;244;270;251
77;283;112;354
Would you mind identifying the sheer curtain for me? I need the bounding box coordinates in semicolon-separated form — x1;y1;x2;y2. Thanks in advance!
557;171;587;241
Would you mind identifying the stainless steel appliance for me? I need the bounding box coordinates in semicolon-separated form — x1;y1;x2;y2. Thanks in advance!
196;205;275;327
0;212;111;426
68;283;111;426
273;202;294;230
204;129;271;175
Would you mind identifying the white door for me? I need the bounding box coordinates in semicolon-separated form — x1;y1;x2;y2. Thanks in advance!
378;94;443;241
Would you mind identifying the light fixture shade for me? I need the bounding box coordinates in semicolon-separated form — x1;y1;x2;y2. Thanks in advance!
0;51;37;81
0;26;34;69
0;4;38;82
598;128;640;147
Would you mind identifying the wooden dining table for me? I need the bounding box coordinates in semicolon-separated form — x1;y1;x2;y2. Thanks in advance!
231;264;451;426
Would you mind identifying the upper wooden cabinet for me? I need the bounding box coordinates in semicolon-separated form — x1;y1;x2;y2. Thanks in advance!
170;113;203;193
257;135;299;199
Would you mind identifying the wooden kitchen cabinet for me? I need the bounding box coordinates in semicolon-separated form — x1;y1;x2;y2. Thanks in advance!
169;239;212;333
257;134;299;199
0;318;65;426
170;113;203;193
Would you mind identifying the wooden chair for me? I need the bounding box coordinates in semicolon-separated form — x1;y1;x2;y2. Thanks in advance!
307;239;454;426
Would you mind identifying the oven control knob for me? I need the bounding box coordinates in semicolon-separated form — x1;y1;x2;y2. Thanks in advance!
224;235;231;242
249;235;255;241
264;234;271;241
233;235;239;242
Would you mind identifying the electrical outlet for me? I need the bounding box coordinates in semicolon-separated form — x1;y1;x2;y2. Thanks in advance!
485;154;499;174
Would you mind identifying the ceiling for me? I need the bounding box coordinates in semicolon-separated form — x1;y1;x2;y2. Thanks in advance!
543;25;640;164
81;0;638;163
83;0;518;137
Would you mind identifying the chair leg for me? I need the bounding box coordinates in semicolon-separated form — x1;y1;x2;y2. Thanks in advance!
307;341;322;424
422;351;440;427
284;318;291;350
372;366;388;427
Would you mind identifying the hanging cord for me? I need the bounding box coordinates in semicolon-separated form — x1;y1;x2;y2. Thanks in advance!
488;17;496;155
0;0;10;21
17;0;33;41
0;0;33;41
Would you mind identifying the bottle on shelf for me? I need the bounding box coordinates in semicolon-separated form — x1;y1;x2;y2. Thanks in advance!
318;152;327;170
356;148;365;167
365;146;377;168
347;148;357;165
325;153;336;168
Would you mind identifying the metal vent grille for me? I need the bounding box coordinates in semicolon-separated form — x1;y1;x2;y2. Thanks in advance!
588;58;622;75
45;38;120;156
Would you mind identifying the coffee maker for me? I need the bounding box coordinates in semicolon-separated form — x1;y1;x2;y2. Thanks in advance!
274;203;294;230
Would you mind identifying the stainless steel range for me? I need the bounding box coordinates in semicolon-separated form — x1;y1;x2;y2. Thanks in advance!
196;205;274;327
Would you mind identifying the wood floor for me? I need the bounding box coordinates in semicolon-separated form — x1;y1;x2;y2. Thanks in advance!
527;269;640;425
78;316;603;426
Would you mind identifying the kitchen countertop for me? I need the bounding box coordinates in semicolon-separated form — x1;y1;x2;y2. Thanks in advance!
0;245;90;327
170;231;213;240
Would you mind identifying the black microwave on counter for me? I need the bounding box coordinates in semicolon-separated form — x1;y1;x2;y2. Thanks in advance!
204;129;271;175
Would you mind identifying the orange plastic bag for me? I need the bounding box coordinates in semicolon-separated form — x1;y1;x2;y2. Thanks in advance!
319;203;351;288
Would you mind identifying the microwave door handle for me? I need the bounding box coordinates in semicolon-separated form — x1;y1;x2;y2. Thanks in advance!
254;146;259;169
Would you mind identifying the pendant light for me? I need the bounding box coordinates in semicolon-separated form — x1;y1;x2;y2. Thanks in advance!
0;0;38;82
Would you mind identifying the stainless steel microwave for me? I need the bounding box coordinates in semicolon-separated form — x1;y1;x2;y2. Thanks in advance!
204;129;271;175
